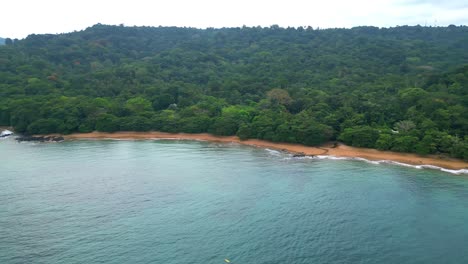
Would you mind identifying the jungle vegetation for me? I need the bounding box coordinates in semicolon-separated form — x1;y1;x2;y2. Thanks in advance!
0;24;467;159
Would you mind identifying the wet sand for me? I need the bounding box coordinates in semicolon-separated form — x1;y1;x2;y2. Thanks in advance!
59;131;468;171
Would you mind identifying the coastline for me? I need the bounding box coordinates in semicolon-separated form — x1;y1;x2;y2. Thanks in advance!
56;131;468;172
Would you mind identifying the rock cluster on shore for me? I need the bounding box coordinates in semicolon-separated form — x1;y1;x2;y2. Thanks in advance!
292;152;306;157
15;135;64;142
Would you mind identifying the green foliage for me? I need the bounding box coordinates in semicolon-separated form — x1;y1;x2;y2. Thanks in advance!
120;116;152;131
398;88;428;107
249;110;279;141
289;111;334;146
339;126;380;148
1;25;468;159
78;119;95;133
125;97;152;114
449;138;468;160
0;104;10;126
179;115;212;133
294;122;334;146
152;110;179;132
267;89;293;106
27;119;62;134
375;134;394;151
394;120;416;133
210;105;253;136
391;135;419;153
237;124;253;140
95;114;120;132
414;133;437;155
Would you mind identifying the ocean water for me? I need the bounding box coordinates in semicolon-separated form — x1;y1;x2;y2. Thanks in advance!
1;138;468;264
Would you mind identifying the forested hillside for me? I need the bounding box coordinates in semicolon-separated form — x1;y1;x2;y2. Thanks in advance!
0;24;467;159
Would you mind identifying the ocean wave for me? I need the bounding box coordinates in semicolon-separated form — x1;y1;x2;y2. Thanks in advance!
264;148;283;156
284;154;468;175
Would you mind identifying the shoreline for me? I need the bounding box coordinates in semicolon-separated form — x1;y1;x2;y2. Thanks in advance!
55;131;468;172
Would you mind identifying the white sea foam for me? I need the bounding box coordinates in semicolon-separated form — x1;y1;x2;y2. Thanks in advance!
283;153;468;175
437;168;468;175
264;148;283;156
315;155;349;160
103;138;127;141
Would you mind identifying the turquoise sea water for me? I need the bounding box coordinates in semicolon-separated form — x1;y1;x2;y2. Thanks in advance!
1;137;468;264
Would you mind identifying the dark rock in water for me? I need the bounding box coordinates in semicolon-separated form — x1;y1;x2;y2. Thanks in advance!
16;135;64;142
293;152;306;157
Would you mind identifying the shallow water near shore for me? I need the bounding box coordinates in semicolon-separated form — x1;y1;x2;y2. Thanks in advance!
1;138;468;264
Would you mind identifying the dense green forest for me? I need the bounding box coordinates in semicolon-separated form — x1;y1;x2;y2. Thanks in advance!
1;24;467;159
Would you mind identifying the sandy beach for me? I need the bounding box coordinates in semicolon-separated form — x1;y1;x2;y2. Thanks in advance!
57;131;468;171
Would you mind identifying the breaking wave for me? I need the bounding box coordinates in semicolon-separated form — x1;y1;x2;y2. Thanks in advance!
277;153;468;175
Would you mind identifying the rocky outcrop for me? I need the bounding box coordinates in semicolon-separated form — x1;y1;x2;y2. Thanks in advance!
292;152;306;157
16;135;64;142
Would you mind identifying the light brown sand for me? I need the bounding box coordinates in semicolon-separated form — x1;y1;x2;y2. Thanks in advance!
58;131;468;171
